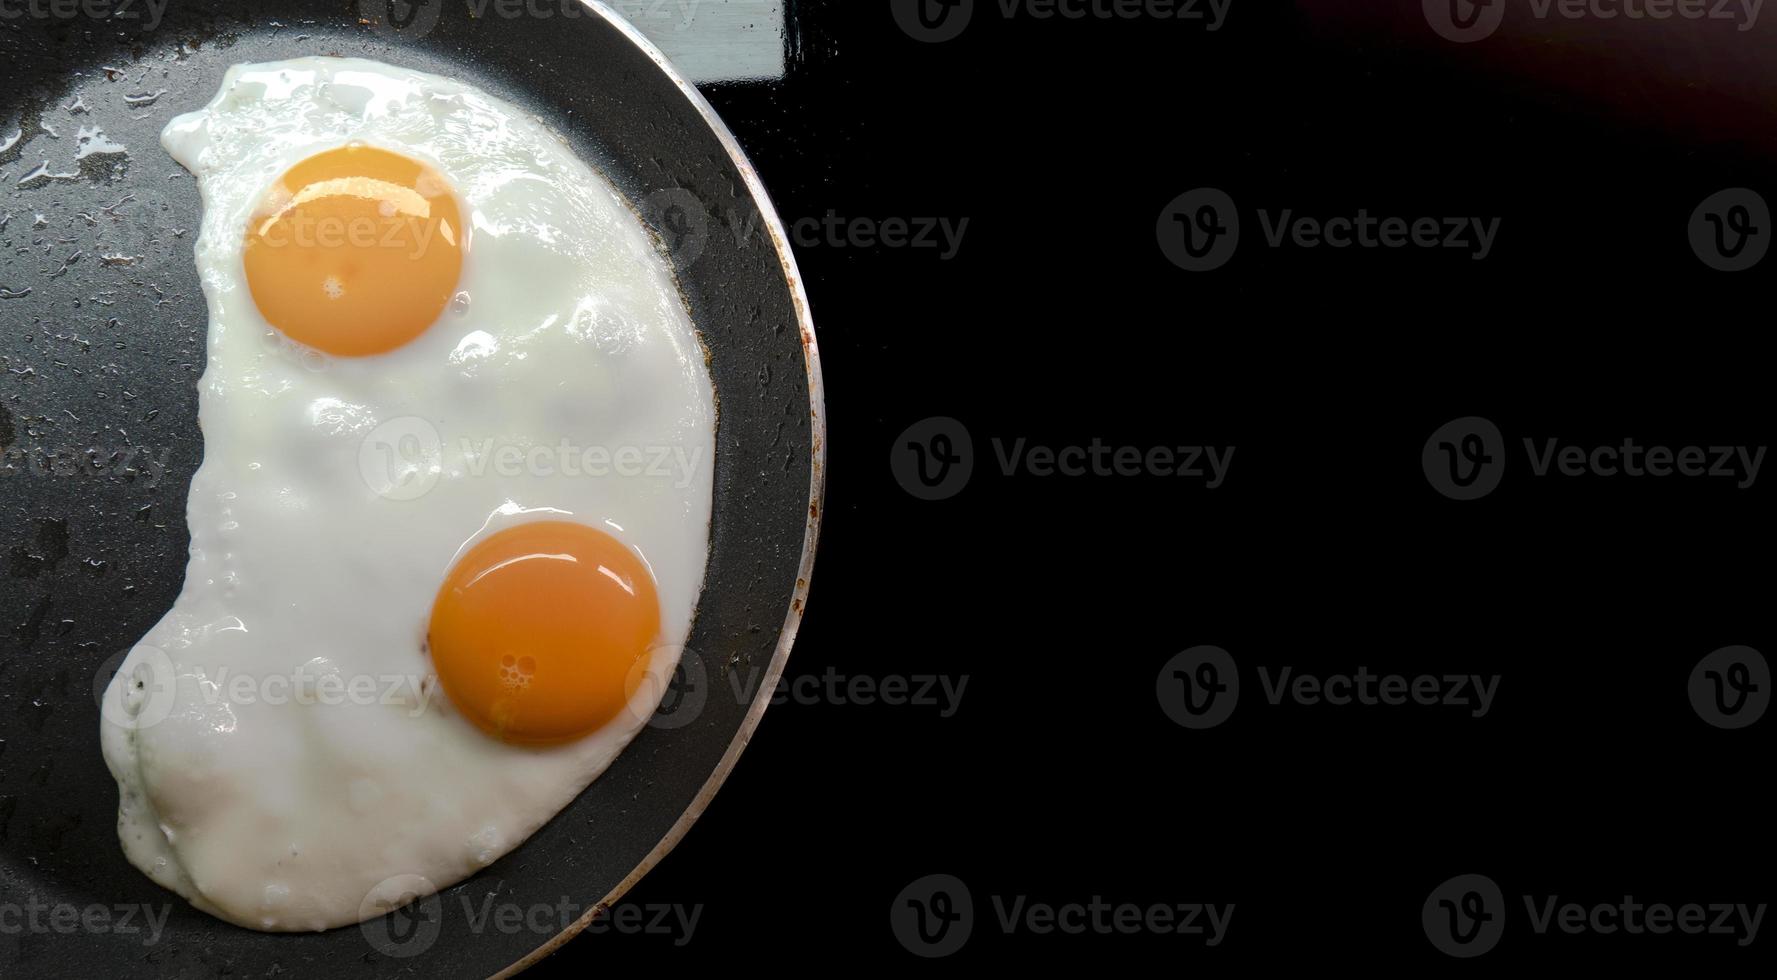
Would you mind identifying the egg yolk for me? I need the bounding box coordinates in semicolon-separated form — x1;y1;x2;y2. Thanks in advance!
243;144;464;356
428;521;662;745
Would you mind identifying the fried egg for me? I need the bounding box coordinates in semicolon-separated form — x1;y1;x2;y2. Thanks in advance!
98;57;714;931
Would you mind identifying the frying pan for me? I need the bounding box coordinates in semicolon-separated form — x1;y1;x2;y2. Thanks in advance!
0;1;823;975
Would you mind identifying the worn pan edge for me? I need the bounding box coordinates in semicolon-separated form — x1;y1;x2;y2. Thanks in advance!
484;2;825;976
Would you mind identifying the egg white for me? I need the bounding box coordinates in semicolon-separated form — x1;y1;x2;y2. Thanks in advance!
98;57;714;931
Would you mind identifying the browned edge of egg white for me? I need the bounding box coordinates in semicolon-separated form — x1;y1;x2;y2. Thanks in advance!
484;3;826;976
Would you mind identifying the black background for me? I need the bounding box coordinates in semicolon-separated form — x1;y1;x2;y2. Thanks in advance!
539;0;1772;972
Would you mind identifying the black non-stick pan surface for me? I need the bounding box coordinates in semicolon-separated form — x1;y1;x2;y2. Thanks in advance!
0;2;823;975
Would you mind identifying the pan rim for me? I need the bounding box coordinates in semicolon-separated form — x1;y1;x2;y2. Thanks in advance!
485;2;824;975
